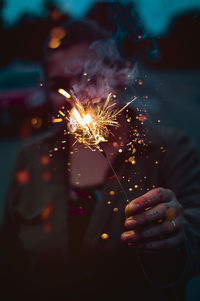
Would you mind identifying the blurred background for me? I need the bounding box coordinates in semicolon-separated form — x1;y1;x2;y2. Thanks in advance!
0;1;200;298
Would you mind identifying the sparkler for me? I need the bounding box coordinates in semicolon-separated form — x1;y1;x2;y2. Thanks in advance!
56;88;136;151
53;88;137;202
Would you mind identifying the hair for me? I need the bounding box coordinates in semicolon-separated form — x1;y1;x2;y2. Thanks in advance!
43;19;111;64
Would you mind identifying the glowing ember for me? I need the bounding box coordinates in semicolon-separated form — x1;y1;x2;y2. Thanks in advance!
52;118;63;123
56;89;137;150
109;190;115;196
31;117;42;129
58;89;71;99
101;233;109;240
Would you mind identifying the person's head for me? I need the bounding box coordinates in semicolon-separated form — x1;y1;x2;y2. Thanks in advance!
43;19;126;109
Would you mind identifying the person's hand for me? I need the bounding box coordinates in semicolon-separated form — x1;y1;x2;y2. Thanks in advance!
121;188;185;252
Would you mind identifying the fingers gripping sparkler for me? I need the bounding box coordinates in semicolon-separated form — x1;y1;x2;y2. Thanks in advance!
53;88;136;202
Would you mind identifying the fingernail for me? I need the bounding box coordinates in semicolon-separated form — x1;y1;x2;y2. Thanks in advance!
126;219;137;227
121;231;135;241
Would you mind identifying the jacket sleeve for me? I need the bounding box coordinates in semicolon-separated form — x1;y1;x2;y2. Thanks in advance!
160;130;200;281
0;147;30;297
138;129;200;288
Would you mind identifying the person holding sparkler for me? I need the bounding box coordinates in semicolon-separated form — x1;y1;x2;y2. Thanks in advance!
1;19;200;301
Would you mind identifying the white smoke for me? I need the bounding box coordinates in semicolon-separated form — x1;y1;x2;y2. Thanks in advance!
71;38;138;105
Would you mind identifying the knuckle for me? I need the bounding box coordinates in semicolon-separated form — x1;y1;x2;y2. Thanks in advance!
143;228;155;239
156;187;164;198
159;203;167;214
143;212;150;223
167;188;174;197
149;208;160;221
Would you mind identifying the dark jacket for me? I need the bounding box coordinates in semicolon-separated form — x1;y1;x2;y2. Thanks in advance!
1;123;200;301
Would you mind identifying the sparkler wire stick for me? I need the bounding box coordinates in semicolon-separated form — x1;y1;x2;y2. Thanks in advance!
57;88;136;203
100;144;129;203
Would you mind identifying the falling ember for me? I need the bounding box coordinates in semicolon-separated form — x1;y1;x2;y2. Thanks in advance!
128;156;136;165
138;114;147;122
52;118;63;123
58;89;71;99
112;142;118;148
57;88;137;150
31;117;42;129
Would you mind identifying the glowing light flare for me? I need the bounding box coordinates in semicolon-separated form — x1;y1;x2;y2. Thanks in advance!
71;107;92;127
58;89;71;99
48;38;61;49
101;233;109;240
59;110;65;117
57;88;137;150
52;118;63;123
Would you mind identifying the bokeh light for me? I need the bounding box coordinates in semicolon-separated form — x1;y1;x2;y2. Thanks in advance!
16;169;30;184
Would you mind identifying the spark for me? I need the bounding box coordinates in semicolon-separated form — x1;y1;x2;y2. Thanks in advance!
52;118;63;123
58;88;71;99
57;88;137;150
59;110;65;117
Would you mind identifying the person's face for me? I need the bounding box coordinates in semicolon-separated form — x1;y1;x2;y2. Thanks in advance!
45;43;125;109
